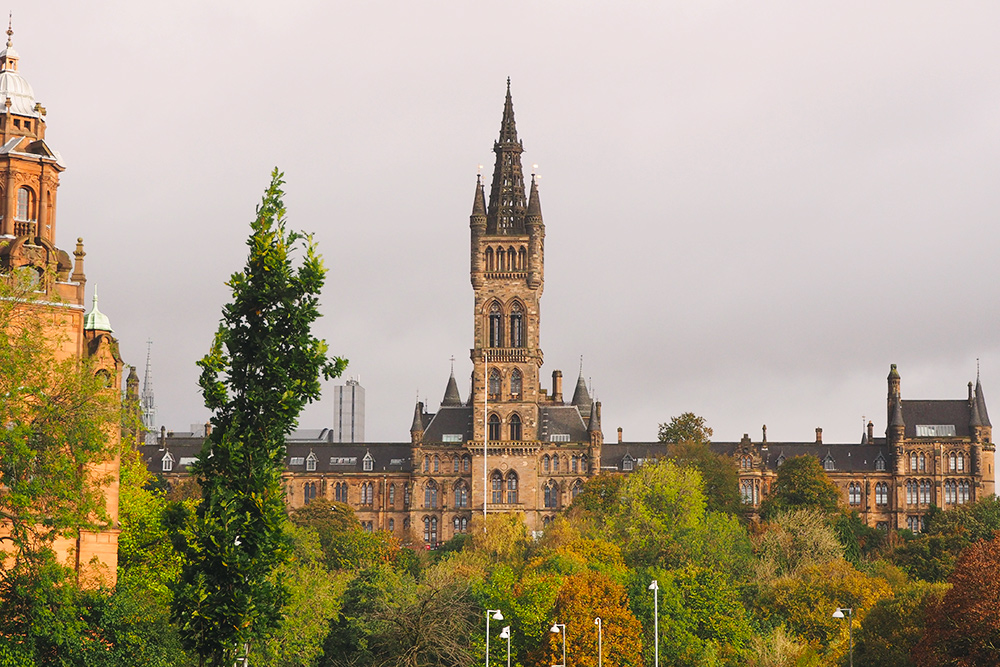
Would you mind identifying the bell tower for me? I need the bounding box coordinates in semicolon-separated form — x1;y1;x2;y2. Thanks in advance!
469;80;546;444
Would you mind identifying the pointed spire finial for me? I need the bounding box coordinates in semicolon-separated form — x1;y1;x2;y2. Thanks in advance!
450;355;455;373
6;13;12;49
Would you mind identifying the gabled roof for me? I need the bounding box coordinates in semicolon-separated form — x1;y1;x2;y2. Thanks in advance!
902;400;971;438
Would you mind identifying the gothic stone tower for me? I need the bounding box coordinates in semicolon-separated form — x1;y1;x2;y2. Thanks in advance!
0;25;123;584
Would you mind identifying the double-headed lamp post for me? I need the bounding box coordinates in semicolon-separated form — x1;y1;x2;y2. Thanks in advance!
499;626;511;667
486;609;504;667
649;580;659;667
550;623;566;667
594;617;602;667
833;607;854;667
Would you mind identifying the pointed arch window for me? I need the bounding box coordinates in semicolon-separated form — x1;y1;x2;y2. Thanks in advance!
489;369;502;398
423;516;438;545
875;482;888;506
571;479;584;499
462;454;471;472
956;452;965;472
518;246;527;270
304;482;317;504
571;456;579;473
552;455;560;473
485;247;494;271
543;454;550;473
919;479;931;505
506;471;518;504
509;302;524;348
388;484;396;506
496;247;506;271
454;481;469;508
488;302;503;347
848;482;862;506
433;455;440;473
509;413;522;441
510;368;522;398
335;482;348;503
424;480;438;509
910;452;919;472
919;452;926;472
488;413;501;441
491;471;503;504
544;479;558;508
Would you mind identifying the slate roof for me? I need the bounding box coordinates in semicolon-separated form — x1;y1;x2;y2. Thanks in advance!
902;400;972;438
423;406;474;444
539;406;589;442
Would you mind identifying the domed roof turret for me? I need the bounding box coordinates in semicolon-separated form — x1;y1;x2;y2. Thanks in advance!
83;287;113;333
0;22;41;118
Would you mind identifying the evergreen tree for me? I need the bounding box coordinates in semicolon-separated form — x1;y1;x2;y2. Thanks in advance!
169;170;346;665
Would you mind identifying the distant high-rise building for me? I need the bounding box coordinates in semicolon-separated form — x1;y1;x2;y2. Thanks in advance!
332;378;365;443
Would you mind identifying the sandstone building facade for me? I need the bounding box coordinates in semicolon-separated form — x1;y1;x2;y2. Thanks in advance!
143;85;995;545
0;26;123;581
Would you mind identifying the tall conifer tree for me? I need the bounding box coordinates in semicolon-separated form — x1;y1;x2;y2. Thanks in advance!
170;170;346;665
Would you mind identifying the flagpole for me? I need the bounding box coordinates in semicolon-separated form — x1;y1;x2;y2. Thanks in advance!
483;354;488;531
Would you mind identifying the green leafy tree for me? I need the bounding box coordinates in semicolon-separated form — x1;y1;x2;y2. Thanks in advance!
610;459;752;572
855;580;947;667
169;170;346;666
658;412;713;444
752;508;844;581
0;273;120;569
912;533;1000;667
759;455;841;521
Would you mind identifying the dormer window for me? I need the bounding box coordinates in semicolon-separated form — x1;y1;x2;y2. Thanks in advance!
823;455;835;471
875;454;886;472
623;455;634;472
305;451;317;472
161;452;174;472
362;452;373;472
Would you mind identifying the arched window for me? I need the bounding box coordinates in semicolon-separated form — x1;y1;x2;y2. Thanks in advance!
509;413;522;441
919;452;926;472
506;471;518;504
949;452;957;472
389;484;396;506
424;480;438;509
510;368;522;397
496;247;506;271
389;518;395;531
910;452;918;472
16;187;34;221
509;303;524;348
875;482;888;506
571;479;584;499
454;516;461;534
491;471;503;504
544;480;558;508
488;413;501;441
508;246;517;270
433;455;440;473
454;481;469;508
543;455;550;472
919;479;931;505
463;454;471;472
848;482;862;506
956;453;965;472
518;246;527;270
404;484;411;507
571;456;579;473
423;517;438;544
423;457;430;472
336;482;348;503
461;517;468;532
906;480;916;505
945;479;957;505
452;457;459;473
304;482;317;505
489;369;502;397
959;480;971;504
740;480;753;504
485;247;494;271
489;302;503;347
552;455;560;472
580;455;588;473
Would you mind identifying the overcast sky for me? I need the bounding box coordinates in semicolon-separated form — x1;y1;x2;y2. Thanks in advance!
17;2;1000;444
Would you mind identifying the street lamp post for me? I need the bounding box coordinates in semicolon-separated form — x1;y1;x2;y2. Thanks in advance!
499;626;511;667
833;607;854;667
486;609;504;667
550;623;566;667
649;580;659;667
594;617;602;667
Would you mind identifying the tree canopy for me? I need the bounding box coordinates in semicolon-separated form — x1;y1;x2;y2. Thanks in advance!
759;455;841;520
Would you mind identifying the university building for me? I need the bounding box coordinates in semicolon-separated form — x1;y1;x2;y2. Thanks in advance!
0;26;124;581
143;85;995;545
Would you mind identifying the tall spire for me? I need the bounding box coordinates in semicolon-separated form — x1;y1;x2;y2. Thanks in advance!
471;173;487;218
975;376;991;428
442;360;462;407
486;79;527;235
141;340;157;435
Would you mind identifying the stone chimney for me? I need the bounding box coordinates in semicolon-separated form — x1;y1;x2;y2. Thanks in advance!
617;427;623;443
867;421;874;443
552;370;563;404
815;427;823;444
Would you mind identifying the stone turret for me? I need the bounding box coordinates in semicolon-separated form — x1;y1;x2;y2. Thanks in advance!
410;401;424;445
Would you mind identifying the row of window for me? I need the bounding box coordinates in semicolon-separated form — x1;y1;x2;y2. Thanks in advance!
740;479;761;505
423;454;472;473
488;301;525;348
488;413;522;441
542;453;588;474
484;245;528;272
488;368;523;399
908;451;966;474
329;481;411;507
